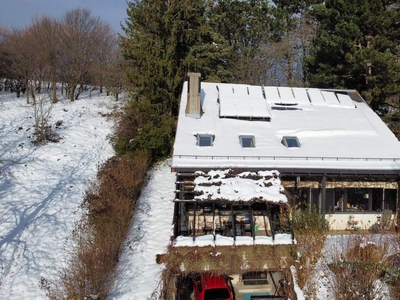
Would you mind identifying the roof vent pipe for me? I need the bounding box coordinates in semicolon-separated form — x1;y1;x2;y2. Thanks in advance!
186;72;201;118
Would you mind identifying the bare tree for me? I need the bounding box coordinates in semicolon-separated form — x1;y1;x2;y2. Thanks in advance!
59;8;115;101
89;24;118;95
2;28;37;102
27;16;61;102
0;25;11;83
32;94;56;144
102;45;125;101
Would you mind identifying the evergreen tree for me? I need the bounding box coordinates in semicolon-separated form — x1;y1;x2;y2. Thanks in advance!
271;0;321;86
118;0;232;160
121;0;230;116
211;0;274;84
306;0;400;108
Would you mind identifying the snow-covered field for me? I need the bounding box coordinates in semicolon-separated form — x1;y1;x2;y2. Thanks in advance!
0;91;116;298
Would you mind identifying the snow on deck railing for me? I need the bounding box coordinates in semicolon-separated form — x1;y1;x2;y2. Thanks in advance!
173;155;400;162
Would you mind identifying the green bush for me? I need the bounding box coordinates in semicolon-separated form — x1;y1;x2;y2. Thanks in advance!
111;100;175;162
291;206;329;234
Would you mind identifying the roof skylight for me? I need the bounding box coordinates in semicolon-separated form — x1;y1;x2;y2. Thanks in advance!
282;136;300;148
197;134;214;147
240;135;255;148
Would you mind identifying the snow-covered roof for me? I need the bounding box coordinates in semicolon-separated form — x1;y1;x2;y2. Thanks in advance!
219;84;271;119
172;82;400;173
191;169;286;203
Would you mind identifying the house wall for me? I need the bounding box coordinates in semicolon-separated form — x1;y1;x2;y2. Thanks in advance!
325;212;381;230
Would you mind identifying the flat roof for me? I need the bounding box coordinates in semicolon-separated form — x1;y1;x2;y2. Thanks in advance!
172;82;400;173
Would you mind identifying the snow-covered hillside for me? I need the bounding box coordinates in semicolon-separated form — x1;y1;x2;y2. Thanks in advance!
0;91;116;298
109;160;175;299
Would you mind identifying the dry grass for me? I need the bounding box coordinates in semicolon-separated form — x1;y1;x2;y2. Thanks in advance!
328;235;392;300
294;230;327;291
41;152;149;299
291;207;328;292
387;232;400;298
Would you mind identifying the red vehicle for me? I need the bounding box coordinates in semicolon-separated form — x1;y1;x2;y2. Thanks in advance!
193;274;234;300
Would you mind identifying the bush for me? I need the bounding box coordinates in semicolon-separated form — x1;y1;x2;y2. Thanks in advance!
291;206;329;234
329;236;390;300
111;100;175;162
291;207;329;292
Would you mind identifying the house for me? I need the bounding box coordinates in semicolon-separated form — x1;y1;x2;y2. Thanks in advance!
166;72;400;298
172;73;400;232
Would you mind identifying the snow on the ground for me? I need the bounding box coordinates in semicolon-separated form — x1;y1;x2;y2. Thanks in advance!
0;91;116;299
290;265;306;300
109;160;176;300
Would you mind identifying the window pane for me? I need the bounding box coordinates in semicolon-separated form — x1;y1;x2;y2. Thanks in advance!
334;189;345;212
385;189;396;212
199;136;212;146
240;136;255;147
242;137;254;147
347;189;369;212
286;138;299;147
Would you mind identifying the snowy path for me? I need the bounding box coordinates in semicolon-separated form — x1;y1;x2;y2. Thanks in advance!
0;92;115;299
109;160;176;300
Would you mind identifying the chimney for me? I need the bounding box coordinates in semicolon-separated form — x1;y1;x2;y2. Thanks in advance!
185;72;201;118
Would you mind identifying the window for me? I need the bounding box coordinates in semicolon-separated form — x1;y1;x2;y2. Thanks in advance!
347;188;370;212
197;134;214;146
240;135;255;148
242;272;269;285
282;136;300;148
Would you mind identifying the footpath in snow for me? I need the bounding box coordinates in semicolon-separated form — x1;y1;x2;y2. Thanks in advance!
0;92;115;299
109;160;176;300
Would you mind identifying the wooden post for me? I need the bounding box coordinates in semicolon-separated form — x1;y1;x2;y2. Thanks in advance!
321;175;327;214
396;182;400;229
250;204;255;241
263;212;268;236
382;188;386;210
193;202;197;242
231;204;236;242
368;188;373;211
212;202;216;242
266;203;275;241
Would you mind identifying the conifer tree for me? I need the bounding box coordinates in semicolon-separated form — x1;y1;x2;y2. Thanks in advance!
211;0;273;84
121;0;230;116
306;0;400;108
271;0;321;86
